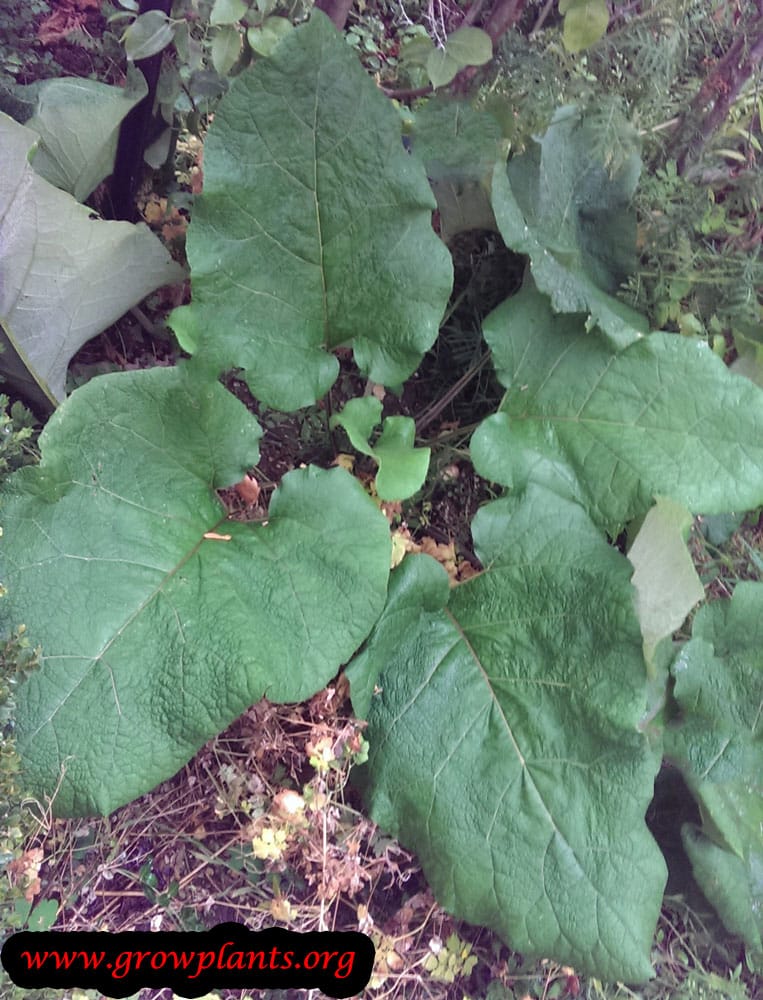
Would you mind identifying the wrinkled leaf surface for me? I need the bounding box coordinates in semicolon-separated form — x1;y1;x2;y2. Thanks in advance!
0;365;391;816
410;100;503;181
169;11;452;411
471;282;763;530
665;584;763;961
491;106;646;346
410;100;503;241
348;486;666;981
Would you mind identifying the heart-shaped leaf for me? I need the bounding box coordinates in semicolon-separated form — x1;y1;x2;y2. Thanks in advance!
445;27;492;68
122;9;174;61
426;48;461;88
0;365;391;816
169;11;452;411
348;485;667;981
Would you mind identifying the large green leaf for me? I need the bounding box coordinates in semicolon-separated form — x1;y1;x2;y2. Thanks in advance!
0;71;147;202
409;100;503;242
168;11;452;411
0;114;183;410
491;106;646;347
410;100;503;181
471;281;763;530
0;365;391;816
665;584;763;962
348;486;667;981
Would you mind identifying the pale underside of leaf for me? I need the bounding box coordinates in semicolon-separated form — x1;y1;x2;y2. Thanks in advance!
14;70;148;202
0;114;183;406
627;496;704;665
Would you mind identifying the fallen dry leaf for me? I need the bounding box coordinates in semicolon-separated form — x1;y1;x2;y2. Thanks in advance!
234;474;260;506
389;528;479;583
8;847;45;901
38;0;99;45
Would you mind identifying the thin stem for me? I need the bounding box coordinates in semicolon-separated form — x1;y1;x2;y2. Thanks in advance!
529;0;555;38
415;351;492;434
380;83;434;100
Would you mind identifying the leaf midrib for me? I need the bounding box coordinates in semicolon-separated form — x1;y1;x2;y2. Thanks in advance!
443;603;597;889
